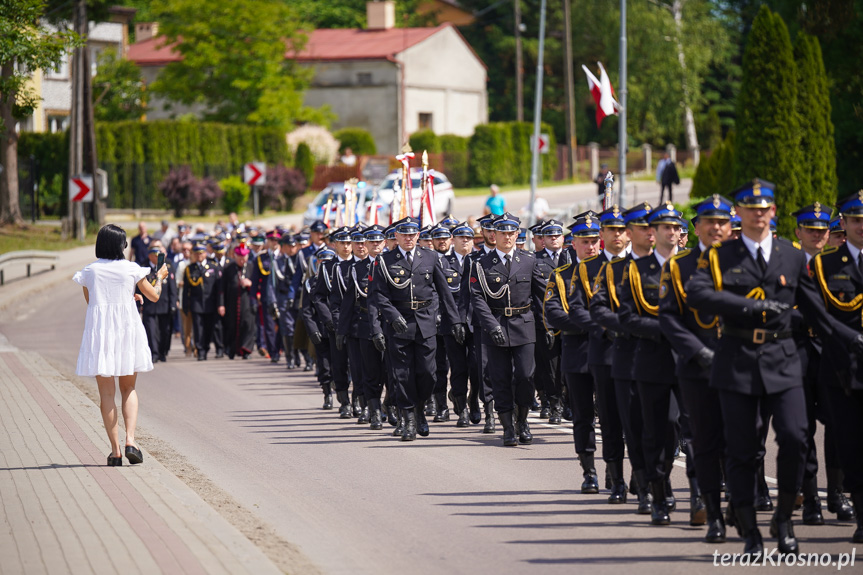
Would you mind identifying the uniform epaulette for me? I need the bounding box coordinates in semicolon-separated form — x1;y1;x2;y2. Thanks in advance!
793;241;802;250
671;248;691;261
520;249;535;258
820;245;839;256
610;255;627;262
553;262;572;274
582;253;601;263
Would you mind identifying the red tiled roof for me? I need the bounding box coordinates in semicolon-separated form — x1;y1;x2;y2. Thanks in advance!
128;25;450;66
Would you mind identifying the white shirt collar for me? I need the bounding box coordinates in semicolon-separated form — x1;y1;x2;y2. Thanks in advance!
740;232;773;264
483;245;494;254
603;248;623;261
398;246;416;259
495;247;516;261
545;247;559;258
698;241;708;253
845;241;861;264
654;249;674;268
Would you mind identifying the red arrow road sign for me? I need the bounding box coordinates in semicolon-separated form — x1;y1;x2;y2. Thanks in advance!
244;162;266;186
69;176;94;202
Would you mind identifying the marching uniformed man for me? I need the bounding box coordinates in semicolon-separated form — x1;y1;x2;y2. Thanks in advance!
301;246;335;409
571;206;629;504
140;243;177;363
431;223;455;422
368;216;465;441
687;179;863;556
590;203;655;515
184;243;224;361
207;240;227;358
313;226;356;418
469;213;547;446
659;195;733;541
827;216;846;248
249;231;281;362
275;234;301;369
810;191;863;544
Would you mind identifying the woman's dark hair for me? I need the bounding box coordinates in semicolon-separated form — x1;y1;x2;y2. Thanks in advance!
95;224;128;260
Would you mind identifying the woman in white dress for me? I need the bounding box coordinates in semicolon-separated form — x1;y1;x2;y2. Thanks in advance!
73;224;168;466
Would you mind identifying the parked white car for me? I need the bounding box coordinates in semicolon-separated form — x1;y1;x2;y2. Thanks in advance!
374;168;455;222
302;181;382;226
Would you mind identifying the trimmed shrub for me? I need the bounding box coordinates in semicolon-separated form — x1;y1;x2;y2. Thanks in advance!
334;127;377;156
467;122;556;187
295;143;315;187
440;134;470;188
286;125;339;166
196;177;223;216
409;129;441;154
219;176;250;215
159;166;199;217
262;164;307;211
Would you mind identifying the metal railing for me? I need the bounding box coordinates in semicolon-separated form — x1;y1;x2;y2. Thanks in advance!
0;251;60;286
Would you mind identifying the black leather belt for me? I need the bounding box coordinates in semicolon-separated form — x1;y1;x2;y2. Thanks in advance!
359;305;369;313
723;326;793;344
561;330;586;336
490;305;531;317
394;300;432;311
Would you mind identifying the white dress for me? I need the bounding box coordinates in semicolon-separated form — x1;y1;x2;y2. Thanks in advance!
73;259;154;377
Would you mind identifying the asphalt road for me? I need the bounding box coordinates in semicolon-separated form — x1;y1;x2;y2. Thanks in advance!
3;182;859;575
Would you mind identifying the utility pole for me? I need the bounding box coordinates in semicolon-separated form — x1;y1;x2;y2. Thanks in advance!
618;0;628;206
562;0;577;180
68;0;85;241
514;0;524;123
528;0;547;228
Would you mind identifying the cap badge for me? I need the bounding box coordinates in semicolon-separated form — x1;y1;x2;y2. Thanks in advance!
585;216;593;226
712;195;721;208
753;180;762;196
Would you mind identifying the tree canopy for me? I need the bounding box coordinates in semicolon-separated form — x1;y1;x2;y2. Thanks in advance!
93;48;146;122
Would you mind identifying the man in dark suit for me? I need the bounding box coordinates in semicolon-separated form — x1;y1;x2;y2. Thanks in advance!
140;243;177;362
660;195;733;541
183;243;224;361
249;230;282;363
569;206;629;503
369;217;465;441
688;179;863;556
430;223;455;422
810;191;863;543
469;213;548;446
275;234;301;369
301;247;335;409
618;203;687;527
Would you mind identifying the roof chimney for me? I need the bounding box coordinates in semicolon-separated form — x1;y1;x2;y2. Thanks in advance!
367;1;395;30
135;22;159;42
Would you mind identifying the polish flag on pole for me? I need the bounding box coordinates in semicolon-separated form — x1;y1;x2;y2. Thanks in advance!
582;62;620;127
423;171;437;226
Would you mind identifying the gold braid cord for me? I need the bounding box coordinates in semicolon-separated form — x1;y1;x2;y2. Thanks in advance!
813;253;863;313
185;265;203;287
628;260;659;317
257;256;271;276
542;270;563;333
607;261;621;311
669;252;718;329
578;261;594;301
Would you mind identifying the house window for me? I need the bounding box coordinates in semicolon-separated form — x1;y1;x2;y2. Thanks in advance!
48;114;70;133
419;113;433;130
357;72;373;86
45;55;69;79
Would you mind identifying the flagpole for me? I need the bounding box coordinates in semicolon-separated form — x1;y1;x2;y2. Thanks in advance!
618;0;628;206
528;0;547;229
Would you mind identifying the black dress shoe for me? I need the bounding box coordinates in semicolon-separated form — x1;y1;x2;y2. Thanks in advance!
649;481;670;525
125;445;143;464
402;410;417;441
633;470;652;515
393;413;405;437
197;350;205;361
322;383;333;410
562;406;573;421
703;491;726;543
578;454;599;494
539;406;550;419
770;516;800;555
735;505;764;556
482;402;496;434
606;461;627;505
827;491;856;522
107;454;123;466
468;394;481;425
387;405;399;427
755;493;774;512
215;350;224;359
516;405;532;444
802;496;825;525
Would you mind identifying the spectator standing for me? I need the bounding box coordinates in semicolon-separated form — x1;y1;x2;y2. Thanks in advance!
595;163;609;202
129;222;151;267
152;220;176;245
660;154;680;204
340;147;357;167
484;184;506;216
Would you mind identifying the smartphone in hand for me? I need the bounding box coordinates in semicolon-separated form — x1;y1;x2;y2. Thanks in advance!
157;252;165;270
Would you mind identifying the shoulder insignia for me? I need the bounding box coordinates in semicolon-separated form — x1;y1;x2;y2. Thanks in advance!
673;248;691;260
793;241;802;250
821;245;839;255
712;241;723;249
697;258;709;270
554;262;573;273
582;253;601;263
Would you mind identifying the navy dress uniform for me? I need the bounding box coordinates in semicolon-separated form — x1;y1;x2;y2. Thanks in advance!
184;244;224;361
368;217;464;441
275;234;301;369
207;242;226;357
140;248;178;362
618;203;687;526
301;247;335;409
312;226;356;418
659;195;733;541
431;223;456;422
533;219;567;425
810;191;863;543
458;214;499;432
469;213;548;446
789;203;852;525
249;233;281;362
589;203;653;514
687;180;862;556
543;213;602;491
338;225;386;429
441;223;475;427
570;207;628;503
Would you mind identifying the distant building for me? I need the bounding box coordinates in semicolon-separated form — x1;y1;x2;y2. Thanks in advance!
21;7;136;134
127;1;488;155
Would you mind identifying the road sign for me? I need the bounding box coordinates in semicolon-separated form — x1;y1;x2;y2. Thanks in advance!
244;162;266;186
69;175;93;202
531;134;550;154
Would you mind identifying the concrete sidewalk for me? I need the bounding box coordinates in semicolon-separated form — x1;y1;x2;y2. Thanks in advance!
0;339;282;575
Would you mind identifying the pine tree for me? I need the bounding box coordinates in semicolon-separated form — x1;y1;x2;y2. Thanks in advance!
794;33;838;209
734;6;803;237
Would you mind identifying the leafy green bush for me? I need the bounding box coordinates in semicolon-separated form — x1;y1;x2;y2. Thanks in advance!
440;134;470;188
295;142;315;187
468;122;556;186
219;176;250;215
409;129;441;154
334;127;377;155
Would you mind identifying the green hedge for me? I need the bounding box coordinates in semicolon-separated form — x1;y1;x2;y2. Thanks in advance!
468;122;556;187
440;134;470;188
17;131;69;217
409;129;441;154
96;120;290;209
334;127;377;155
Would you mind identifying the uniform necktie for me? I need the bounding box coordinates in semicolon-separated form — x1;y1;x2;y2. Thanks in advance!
505;254;511;271
756;246;767;273
858;253;863;275
552;251;559;268
406;251;413;267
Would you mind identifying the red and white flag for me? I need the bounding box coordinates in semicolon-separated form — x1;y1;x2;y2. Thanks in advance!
422;171;437;226
582;62;620;127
